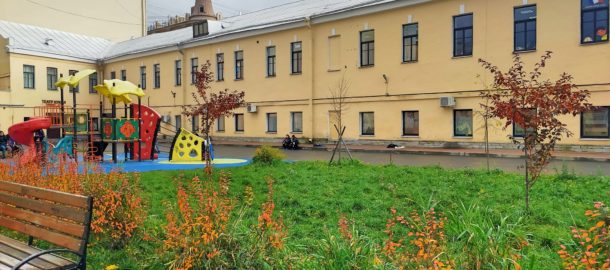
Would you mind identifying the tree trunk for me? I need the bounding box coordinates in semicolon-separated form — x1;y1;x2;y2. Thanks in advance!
525;158;530;213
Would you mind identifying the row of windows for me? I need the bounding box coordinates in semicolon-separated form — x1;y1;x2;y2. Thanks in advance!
22;65;98;93
215;112;304;133
356;107;610;139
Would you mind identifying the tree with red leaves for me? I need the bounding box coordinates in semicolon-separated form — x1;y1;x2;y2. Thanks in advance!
479;51;592;212
183;60;245;175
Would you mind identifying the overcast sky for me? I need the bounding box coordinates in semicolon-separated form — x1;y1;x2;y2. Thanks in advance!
147;0;295;25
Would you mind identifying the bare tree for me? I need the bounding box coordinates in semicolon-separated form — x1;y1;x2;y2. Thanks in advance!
329;72;353;164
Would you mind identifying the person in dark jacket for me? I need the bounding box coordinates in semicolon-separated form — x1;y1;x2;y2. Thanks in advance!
0;131;7;159
290;135;300;150
282;135;291;149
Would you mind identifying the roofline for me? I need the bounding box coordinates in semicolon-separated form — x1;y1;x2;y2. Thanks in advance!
8;48;99;64
103;0;430;63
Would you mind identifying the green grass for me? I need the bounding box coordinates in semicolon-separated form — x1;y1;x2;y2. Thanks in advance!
86;161;609;269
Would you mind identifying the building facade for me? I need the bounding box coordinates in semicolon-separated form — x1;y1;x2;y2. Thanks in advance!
0;0;146;41
1;0;610;151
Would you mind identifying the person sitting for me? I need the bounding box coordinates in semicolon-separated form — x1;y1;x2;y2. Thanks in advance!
282;135;291;149
290;135;300;150
7;137;20;157
0;131;7;159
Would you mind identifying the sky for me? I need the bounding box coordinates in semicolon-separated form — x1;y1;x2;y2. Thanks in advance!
147;0;295;25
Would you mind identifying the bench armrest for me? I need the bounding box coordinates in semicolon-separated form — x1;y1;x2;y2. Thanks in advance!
12;249;81;270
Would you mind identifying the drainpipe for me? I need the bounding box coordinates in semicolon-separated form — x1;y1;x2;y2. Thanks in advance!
305;16;315;141
178;42;188;130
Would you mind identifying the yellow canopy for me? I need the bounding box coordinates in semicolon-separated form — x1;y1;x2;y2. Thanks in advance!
94;79;145;104
54;69;96;88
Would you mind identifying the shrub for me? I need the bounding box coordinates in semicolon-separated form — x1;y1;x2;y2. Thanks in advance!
83;170;146;249
163;173;233;270
558;202;609;269
252;145;285;165
381;207;454;269
0;157;146;249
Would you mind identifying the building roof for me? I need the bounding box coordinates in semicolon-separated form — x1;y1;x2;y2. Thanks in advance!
1;0;424;62
0;20;112;62
104;0;422;60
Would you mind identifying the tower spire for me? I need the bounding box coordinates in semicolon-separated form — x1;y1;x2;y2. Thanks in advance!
190;0;217;21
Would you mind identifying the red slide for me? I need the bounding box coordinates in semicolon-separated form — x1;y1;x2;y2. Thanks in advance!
8;118;52;147
130;104;161;160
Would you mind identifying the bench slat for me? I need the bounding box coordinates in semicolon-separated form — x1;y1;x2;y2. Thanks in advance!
0;236;74;268
0;203;85;238
0;181;88;209
0;192;86;223
0;252;41;270
0;217;82;252
0;243;58;270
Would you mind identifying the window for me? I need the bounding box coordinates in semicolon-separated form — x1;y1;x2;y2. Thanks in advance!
192;115;199;133
453;14;473;57
454;109;473;137
515;5;537;51
216;54;224;81
360;112;375;135
235;51;243;80
360;30;375;66
267;46;276;77
403;24;419;62
175;115;181;132
193;21;208;37
140;66;147;89
191;58;198;84
110;71;116;79
291;42;302;74
47;67;58;90
120;70;126;81
328;35;341;70
92;117;99;131
267;113;277;133
582;0;609;44
69;70;79;92
513;108;536;137
217;116;225;132
154;64;160;88
175;60;182;86
235;113;244;132
23;65;35;89
581;106;609;138
291;112;303;133
199;6;204;13
402;111;419;136
89;72;98;93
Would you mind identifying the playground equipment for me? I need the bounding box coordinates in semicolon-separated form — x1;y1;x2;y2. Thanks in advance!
6;69;162;164
169;128;214;163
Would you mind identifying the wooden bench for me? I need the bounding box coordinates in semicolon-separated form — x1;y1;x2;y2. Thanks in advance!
0;181;93;270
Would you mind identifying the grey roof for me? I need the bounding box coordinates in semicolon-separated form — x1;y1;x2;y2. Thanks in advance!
1;0;413;62
103;0;405;60
0;20;112;62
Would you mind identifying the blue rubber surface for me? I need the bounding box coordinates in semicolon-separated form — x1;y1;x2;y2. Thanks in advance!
96;153;250;173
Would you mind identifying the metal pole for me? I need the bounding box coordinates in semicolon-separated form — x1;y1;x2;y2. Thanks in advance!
59;75;65;139
86;109;91;159
112;97;117;164
138;96;142;162
72;86;78;161
124;104;128;161
99;101;104;162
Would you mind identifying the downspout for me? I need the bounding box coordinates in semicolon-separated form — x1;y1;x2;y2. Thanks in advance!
177;42;188;123
305;16;315;141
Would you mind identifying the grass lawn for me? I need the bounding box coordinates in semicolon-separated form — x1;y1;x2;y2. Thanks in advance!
88;161;609;269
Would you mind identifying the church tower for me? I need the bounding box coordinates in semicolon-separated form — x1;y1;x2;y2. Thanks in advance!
190;0;217;21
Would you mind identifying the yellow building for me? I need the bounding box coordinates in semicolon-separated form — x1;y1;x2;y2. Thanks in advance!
2;0;610;152
0;0;146;41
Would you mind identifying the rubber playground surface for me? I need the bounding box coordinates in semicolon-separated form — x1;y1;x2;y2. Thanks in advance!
97;153;250;173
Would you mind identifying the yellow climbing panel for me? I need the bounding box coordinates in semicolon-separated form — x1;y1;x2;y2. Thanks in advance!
170;128;205;162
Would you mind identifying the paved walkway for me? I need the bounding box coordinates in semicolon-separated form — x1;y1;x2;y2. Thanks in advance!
211;143;610;176
213;140;610;162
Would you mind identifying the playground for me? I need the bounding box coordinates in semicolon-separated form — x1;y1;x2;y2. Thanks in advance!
3;69;248;172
